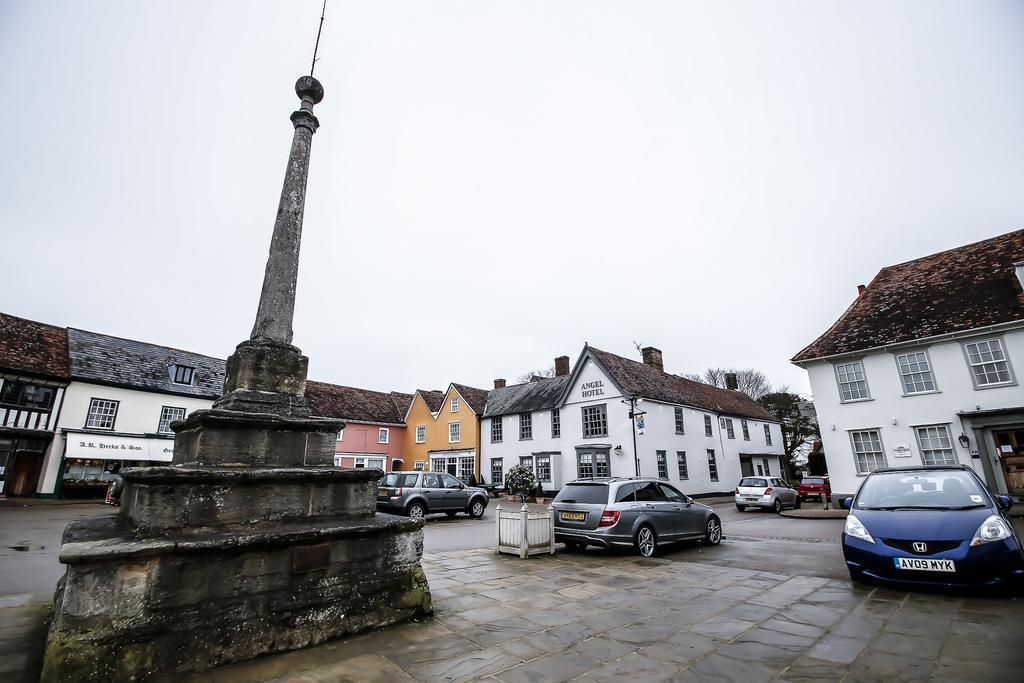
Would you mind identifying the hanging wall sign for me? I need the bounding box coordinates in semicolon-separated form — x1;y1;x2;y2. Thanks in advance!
635;413;645;435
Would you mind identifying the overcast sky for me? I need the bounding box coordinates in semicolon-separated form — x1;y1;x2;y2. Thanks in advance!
2;1;1023;398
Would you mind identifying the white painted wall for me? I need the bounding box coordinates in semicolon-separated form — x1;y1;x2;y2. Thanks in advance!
39;382;213;494
481;357;785;496
805;327;1024;499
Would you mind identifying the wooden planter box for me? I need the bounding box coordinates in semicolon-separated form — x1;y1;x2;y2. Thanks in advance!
495;504;556;558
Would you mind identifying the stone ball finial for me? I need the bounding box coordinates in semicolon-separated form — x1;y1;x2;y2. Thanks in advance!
295;76;324;104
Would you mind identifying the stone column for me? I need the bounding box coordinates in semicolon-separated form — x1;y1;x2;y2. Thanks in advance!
214;76;326;418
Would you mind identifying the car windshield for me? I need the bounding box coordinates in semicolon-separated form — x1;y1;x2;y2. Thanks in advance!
380;473;418;487
739;478;768;488
554;484;609;504
802;478;825;485
856;470;989;510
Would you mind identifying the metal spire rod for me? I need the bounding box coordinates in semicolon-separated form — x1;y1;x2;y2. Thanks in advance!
310;0;327;77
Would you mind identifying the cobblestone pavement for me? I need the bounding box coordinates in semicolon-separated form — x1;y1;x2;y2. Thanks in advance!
186;548;1023;683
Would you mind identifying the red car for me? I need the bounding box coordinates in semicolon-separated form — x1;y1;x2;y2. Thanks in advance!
797;476;831;501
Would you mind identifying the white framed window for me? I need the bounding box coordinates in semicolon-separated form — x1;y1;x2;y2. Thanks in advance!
157;406;185;434
337;428;344;441
656;450;668;479
86;398;119;430
458;456;475;479
451;396;460;413
764;424;772;446
577;451;609;478
378;427;389;444
707;449;718;482
415;425;426;443
519;412;532;440
741;419;750;440
851;430;886;474
536;454;551;482
490;418;502;443
551;409;560;438
170;364;195;385
448;421;461;443
722;418;735;439
895;351;937;394
963;338;1014;387
676;451;688;479
674;407;685;434
704;414;713;437
582;404;608;438
915;425;957;466
413;461;425;471
354;457;386;470
491;459;503;485
835;361;870;401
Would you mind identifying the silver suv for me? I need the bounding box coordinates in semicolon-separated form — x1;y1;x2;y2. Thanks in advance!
551;477;722;557
377;471;489;519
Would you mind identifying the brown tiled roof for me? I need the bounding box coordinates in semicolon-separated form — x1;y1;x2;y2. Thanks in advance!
451;383;490;415
306;381;408;425
589;347;777;422
0;312;70;380
792;229;1024;363
416;390;446;413
389;391;415;419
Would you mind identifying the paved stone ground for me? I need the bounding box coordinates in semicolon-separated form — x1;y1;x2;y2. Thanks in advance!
181;548;1023;683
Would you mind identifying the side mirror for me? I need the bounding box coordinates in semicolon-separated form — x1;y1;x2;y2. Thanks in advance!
841;498;853;510
997;495;1013;511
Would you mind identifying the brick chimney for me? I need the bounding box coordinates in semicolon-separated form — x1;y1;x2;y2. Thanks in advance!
554;356;570;377
857;284;866;296
494;378;506;389
725;372;738;391
641;347;663;372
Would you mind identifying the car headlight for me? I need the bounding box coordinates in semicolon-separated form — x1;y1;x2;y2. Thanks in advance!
844;514;874;544
970;515;1012;546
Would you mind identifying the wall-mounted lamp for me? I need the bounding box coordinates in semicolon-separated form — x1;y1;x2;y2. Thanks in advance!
831;424;836;431
891;418;897;425
958;433;970;449
614;445;623;456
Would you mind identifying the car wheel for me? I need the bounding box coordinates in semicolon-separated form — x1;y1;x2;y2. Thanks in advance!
705;516;722;545
735;504;746;512
772;498;783;514
406;502;426;519
793;497;801;510
634;525;657;557
469;499;486;518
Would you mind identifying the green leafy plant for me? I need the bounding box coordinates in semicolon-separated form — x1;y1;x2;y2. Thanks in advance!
504;464;537;499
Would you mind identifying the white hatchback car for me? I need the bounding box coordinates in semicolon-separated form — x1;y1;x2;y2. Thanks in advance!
735;476;801;513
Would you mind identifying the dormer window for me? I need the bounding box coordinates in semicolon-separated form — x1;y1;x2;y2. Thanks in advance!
171;364;195;385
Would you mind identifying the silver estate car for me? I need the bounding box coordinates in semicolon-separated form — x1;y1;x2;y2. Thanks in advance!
734;476;801;513
377;471;489;519
551;477;722;557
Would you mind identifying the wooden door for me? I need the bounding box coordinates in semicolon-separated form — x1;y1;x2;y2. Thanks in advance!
994;430;1024;496
8;453;40;496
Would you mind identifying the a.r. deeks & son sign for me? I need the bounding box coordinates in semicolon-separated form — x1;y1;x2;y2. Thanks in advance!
63;431;175;462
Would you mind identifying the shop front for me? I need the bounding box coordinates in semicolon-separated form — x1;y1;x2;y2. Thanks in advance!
0;434;51;496
59;431;174;499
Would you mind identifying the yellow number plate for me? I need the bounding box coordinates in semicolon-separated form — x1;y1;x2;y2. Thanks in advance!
560;511;586;521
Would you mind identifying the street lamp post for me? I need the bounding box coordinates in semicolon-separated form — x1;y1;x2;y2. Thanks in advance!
624;396;645;477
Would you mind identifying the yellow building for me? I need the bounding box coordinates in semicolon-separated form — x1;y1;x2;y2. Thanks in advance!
401;383;488;481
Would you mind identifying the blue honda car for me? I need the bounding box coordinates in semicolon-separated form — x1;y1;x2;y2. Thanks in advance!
842;465;1024;589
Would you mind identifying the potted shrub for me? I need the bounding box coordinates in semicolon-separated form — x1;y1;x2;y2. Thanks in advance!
504;465;538;503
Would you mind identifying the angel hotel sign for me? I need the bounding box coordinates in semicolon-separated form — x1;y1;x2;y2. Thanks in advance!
581;380;606;398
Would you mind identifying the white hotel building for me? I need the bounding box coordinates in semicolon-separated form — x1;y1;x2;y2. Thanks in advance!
482;346;785;497
793;229;1024;502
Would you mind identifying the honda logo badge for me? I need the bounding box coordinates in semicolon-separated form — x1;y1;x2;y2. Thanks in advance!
912;542;927;553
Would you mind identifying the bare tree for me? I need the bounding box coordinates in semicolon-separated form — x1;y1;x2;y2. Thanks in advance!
681;367;773;401
514;365;556;384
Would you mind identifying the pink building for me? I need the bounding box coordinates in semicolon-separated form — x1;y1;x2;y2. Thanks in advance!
306;381;412;471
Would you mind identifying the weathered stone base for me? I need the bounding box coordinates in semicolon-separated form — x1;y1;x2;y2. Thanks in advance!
41;515;431;682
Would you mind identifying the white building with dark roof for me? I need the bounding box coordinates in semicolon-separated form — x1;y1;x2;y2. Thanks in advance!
40;328;224;498
792;229;1024;502
481;347;784;497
